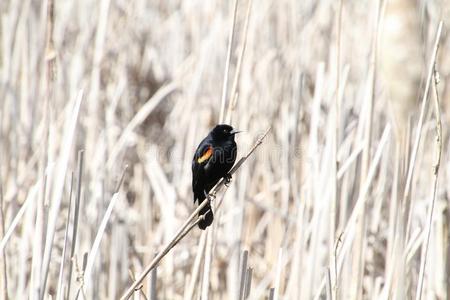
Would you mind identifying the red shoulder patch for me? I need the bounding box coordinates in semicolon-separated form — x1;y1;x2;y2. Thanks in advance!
197;146;213;163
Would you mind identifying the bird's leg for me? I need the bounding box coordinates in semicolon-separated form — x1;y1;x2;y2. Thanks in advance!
204;190;216;202
224;173;232;187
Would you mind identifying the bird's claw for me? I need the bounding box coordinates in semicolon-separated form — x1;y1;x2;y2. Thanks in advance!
204;190;216;202
224;174;232;186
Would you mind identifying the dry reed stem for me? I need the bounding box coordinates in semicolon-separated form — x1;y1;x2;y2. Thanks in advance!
149;264;157;300
330;1;343;295
0;184;35;255
403;21;443;234
273;248;283;300
219;0;239;123
238;250;249;300
185;231;207;300
84;166;128;293
55;174;74;300
268;288;275;300
243;267;253;299
0;182;7;300
329;1;345;297
314;125;391;299
201;227;213;300
350;1;382;298
66;150;84;299
38;0;56;296
225;0;253;124
40;90;83;298
415;21;444;300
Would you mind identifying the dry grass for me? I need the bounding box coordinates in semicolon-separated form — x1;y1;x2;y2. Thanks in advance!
1;0;450;299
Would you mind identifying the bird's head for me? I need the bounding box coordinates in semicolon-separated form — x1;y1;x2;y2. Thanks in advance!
211;124;241;140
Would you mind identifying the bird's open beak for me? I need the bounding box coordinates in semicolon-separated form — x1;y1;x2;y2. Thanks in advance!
230;129;242;135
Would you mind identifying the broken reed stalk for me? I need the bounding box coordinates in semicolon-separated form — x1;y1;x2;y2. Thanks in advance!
120;127;271;300
238;250;249;300
244;267;253;299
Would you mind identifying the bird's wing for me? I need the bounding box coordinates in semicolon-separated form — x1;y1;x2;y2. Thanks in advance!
192;143;213;201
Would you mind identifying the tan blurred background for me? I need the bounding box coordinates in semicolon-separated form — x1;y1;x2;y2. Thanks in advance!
0;0;450;299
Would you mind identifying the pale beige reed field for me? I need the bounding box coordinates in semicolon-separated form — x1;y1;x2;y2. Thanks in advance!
0;0;450;299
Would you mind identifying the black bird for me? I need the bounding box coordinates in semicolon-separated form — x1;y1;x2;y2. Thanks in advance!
192;124;239;229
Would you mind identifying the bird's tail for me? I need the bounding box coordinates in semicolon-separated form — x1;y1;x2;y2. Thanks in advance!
198;203;214;230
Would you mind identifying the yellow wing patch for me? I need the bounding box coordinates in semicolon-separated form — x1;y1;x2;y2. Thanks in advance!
197;146;213;163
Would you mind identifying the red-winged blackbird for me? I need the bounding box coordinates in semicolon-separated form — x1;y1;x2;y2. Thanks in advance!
192;124;239;229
